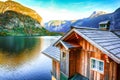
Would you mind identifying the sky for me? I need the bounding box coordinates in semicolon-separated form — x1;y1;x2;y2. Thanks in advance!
1;0;120;22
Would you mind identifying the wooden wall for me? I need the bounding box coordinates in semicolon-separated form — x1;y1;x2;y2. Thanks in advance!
117;64;120;80
60;46;69;76
75;37;119;80
53;60;60;80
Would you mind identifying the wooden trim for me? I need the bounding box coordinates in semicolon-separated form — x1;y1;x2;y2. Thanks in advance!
54;29;75;46
60;41;69;50
66;50;69;76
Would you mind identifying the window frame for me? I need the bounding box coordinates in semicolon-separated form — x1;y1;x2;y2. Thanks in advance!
90;58;104;74
62;52;66;59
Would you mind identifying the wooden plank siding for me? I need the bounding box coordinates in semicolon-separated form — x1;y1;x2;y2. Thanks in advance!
60;46;70;77
78;37;119;80
52;60;60;80
117;64;120;80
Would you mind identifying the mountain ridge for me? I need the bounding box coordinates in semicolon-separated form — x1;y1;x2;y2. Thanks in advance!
0;0;42;24
45;8;120;32
72;8;120;30
45;20;74;32
0;10;62;36
89;11;107;18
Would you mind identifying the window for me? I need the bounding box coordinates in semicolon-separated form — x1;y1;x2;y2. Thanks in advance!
91;59;96;69
98;61;104;71
62;52;66;59
91;58;104;73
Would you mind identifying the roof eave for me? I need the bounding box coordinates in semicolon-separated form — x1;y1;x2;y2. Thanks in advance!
60;40;69;50
42;52;60;62
53;28;75;47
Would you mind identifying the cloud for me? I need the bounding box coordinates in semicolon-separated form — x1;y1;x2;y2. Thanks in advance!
31;6;90;22
1;0;117;23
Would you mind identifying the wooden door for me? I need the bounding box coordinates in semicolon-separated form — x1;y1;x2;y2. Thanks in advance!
69;49;79;77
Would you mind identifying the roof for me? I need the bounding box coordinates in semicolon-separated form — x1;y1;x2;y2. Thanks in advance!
54;28;120;64
42;41;81;62
99;20;110;24
114;31;120;37
60;41;81;50
42;46;60;62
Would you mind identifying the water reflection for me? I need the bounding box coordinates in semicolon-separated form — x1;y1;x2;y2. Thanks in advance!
0;36;60;80
0;37;41;68
0;37;38;54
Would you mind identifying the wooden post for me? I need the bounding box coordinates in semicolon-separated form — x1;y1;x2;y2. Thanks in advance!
66;50;69;77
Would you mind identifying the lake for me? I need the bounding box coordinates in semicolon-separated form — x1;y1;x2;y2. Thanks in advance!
0;36;60;80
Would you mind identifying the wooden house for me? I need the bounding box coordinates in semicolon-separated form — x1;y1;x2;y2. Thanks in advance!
42;26;120;80
99;20;110;30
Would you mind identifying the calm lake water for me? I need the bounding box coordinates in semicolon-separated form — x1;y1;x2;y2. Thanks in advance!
0;36;60;80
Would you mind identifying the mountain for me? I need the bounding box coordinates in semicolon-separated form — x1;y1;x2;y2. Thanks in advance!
0;10;41;36
45;11;107;33
45;20;75;32
0;0;42;24
0;10;41;29
0;1;62;36
112;8;120;30
0;11;62;36
89;11;107;18
46;8;120;33
72;8;120;30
